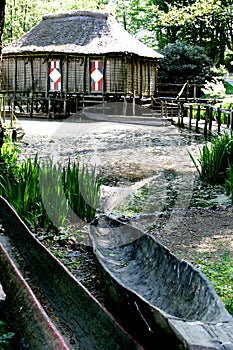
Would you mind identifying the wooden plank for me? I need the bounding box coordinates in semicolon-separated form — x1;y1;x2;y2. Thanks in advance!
168;318;233;350
0;196;142;350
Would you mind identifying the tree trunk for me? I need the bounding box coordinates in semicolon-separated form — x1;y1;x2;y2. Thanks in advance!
0;0;6;73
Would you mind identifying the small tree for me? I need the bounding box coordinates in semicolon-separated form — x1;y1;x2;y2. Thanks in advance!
158;42;213;84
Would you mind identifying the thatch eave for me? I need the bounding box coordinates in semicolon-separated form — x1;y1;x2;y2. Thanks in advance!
3;10;163;60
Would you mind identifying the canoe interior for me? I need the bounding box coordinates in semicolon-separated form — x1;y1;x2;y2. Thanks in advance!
0;197;141;350
89;215;233;348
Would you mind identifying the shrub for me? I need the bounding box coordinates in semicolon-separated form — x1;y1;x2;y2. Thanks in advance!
158;42;213;84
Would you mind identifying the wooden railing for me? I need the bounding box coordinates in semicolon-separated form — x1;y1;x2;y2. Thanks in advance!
157;97;233;136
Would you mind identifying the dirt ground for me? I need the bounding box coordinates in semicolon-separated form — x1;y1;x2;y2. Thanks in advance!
131;206;233;263
17;119;233;264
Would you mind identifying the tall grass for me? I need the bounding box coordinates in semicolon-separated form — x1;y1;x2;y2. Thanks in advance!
0;156;45;227
64;159;101;221
0;139;102;229
189;132;233;202
189;132;233;183
39;159;101;227
196;250;233;316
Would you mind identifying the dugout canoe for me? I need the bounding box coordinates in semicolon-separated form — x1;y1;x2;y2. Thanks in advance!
0;196;142;349
89;214;233;350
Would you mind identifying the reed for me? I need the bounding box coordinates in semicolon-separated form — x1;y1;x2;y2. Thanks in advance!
39;159;72;228
63;159;101;222
189;132;233;184
189;132;233;203
0;141;102;229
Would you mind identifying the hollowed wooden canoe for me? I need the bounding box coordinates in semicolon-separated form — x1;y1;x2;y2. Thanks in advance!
0;196;142;349
89;214;233;350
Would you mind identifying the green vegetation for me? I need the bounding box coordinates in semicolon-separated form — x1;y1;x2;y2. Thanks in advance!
0;136;102;230
2;0;233;69
189;132;233;313
189;132;233;184
0;320;14;350
225;81;233;95
225;162;233;203
196;251;233;316
158;42;213;84
190;132;233;201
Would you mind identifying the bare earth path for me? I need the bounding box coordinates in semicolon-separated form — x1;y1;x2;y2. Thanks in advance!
131;206;233;262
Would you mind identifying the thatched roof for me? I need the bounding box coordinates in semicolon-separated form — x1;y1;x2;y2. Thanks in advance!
3;10;162;59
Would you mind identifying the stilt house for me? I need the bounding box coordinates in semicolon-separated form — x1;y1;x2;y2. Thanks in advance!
1;10;162;117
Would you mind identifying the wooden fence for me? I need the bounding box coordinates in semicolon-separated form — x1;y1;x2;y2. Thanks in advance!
158;98;233;136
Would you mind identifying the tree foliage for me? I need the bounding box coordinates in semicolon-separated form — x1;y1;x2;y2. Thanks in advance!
158;42;213;84
2;0;233;69
2;0;109;46
0;0;6;58
115;0;233;65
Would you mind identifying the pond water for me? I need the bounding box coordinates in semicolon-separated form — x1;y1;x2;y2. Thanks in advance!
18;118;231;218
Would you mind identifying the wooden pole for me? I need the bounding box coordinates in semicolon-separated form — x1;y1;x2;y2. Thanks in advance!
217;108;221;134
195;104;200;133
179;102;184;128
208;106;213;135
189;104;193;130
204;106;209;137
30;57;34;118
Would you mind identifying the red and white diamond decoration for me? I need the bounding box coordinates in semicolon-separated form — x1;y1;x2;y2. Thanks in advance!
90;60;103;92
49;61;61;91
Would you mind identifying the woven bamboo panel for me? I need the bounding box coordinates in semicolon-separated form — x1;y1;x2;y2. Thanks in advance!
1;58;15;91
1;59;8;90
33;58;46;92
105;58;125;93
67;59;75;92
67;58;84;93
133;60;140;95
62;61;67;92
25;60;32;91
141;60;151;96
76;58;84;92
16;60;25;91
126;57;133;95
149;61;156;95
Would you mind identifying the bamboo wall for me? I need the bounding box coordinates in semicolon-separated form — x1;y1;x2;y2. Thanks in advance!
105;57;125;93
1;55;158;97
